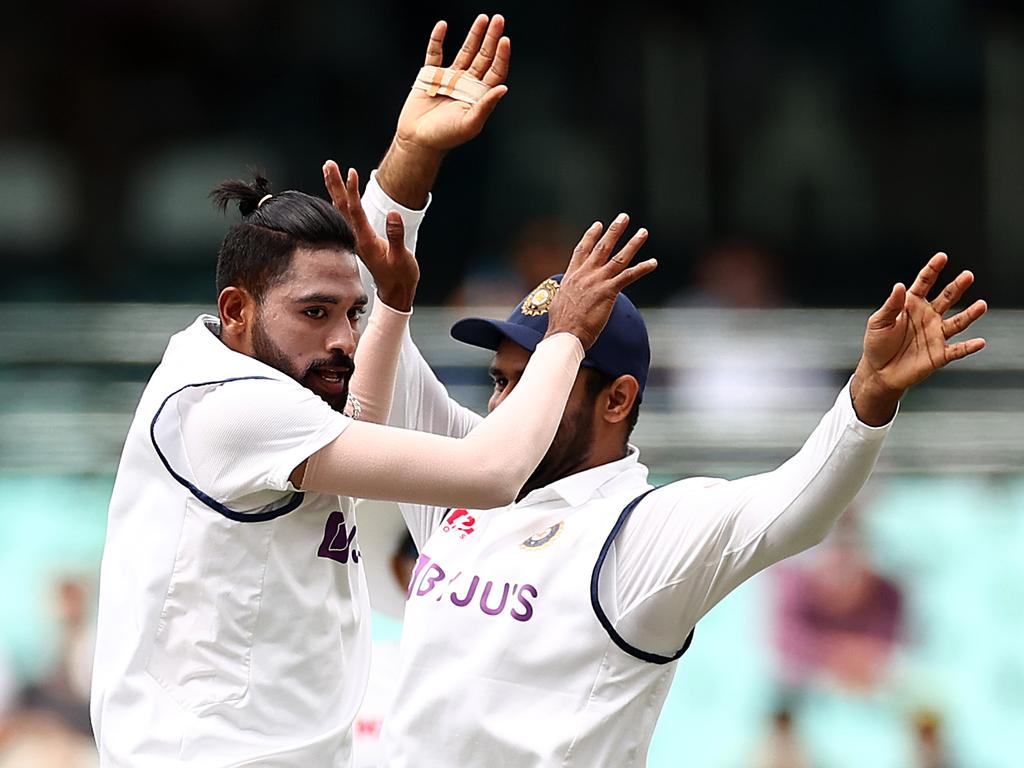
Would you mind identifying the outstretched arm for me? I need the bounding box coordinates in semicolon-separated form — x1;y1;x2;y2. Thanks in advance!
325;167;418;424
295;218;657;509
849;252;987;425
377;14;511;208
339;15;511;259
326;163;484;439
325;15;513;434
607;254;987;656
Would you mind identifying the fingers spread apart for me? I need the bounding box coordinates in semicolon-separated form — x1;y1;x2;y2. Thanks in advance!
868;282;907;330
482;36;511;86
590;213;630;266
322;162;373;240
945;337;987;363
565;214;654;289
423;20;447;66
468;15;505;78
907;252;948;299
322;160;346;210
931;269;974;315
942;299;988;340
566;221;604;273
450;14;489;70
611;230;656;289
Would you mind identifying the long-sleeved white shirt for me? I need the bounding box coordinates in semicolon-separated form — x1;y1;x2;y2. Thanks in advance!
359;173;893;653
359;175;893;765
386;330;891;653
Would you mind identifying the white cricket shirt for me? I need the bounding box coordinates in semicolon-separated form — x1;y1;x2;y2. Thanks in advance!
380;334;892;767
91;316;371;767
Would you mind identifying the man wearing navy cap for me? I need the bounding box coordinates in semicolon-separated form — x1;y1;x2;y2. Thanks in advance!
445;270;655;504
327;18;987;763
343;190;985;768
354;247;982;768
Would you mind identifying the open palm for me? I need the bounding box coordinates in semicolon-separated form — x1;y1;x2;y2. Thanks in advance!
323;162;418;311
861;252;987;393
396;14;511;152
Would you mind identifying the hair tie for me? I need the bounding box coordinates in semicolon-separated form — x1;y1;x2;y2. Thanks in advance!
257;194;272;208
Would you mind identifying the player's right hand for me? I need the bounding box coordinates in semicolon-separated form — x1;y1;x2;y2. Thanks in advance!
323;161;419;312
395;14;510;155
546;215;656;350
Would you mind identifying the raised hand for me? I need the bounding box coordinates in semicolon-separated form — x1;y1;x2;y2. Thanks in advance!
851;252;987;425
323;161;418;312
396;14;510;153
546;214;657;350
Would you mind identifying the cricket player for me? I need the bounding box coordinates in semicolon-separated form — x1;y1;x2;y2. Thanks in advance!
328;33;989;763
89;16;658;766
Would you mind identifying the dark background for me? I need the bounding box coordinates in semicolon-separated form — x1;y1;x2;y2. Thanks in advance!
2;0;1021;307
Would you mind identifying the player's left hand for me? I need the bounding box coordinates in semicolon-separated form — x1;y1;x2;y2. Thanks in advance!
323;162;418;312
395;14;510;154
851;252;987;424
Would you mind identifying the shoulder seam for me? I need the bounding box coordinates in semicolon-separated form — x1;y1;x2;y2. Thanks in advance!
150;376;305;522
590;487;694;665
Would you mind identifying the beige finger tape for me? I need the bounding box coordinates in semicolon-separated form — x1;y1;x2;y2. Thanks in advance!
413;65;489;105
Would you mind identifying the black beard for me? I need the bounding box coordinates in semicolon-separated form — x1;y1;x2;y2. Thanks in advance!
516;404;596;501
251;319;354;413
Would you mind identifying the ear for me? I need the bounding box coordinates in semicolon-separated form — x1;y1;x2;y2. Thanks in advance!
603;375;640;425
218;286;257;351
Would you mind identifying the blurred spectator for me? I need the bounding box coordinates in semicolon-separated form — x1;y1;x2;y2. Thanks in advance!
0;651;16;745
670;238;836;416
0;577;97;766
0;714;97;768
773;513;904;694
446;216;575;307
669;239;785;309
17;576;94;737
352;530;418;768
751;705;811;768
911;709;954;768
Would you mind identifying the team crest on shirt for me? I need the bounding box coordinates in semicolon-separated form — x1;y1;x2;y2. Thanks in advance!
520;521;564;550
521;279;560;317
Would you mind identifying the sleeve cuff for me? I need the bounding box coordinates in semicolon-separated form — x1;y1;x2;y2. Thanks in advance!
362;169;430;255
373;292;414;318
838;377;898;438
268;416;353;493
536;332;586;367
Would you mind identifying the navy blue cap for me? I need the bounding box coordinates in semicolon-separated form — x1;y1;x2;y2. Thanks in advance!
450;274;651;401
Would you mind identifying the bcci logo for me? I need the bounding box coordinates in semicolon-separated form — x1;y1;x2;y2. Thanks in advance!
521;279;559;317
520;521;564;550
443;509;476;539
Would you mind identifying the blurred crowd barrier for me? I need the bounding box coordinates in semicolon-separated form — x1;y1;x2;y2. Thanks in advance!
1;304;1021;767
2;303;1021;475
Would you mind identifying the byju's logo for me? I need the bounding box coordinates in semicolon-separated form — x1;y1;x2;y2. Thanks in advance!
442;509;476;538
318;511;360;564
408;554;539;622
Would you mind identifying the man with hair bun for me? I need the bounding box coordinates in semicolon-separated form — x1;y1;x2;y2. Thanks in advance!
89;15;657;767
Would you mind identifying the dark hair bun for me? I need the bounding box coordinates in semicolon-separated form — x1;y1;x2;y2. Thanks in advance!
210;170;273;217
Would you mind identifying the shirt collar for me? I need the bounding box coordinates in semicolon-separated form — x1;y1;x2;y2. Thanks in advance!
516;445;649;508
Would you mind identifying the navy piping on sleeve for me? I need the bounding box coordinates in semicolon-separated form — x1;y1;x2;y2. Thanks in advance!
150;376;305;522
590;487;695;665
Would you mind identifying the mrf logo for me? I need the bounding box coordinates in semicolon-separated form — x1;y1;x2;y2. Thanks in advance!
442;509;476;538
317;510;360;564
